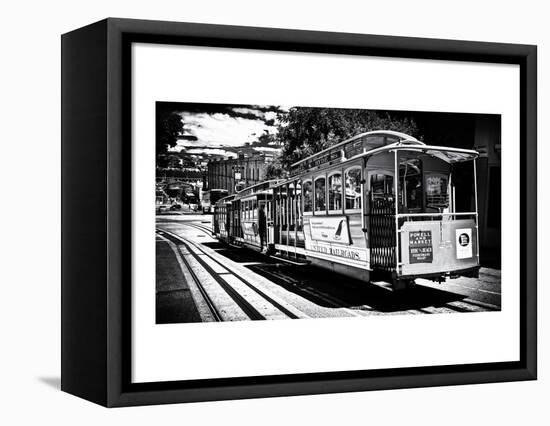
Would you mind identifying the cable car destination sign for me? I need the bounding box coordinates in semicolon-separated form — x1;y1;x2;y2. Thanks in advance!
409;230;434;263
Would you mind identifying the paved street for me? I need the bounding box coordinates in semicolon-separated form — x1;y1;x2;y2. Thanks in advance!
156;213;501;323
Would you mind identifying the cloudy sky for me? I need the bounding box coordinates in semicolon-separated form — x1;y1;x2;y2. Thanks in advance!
158;103;287;155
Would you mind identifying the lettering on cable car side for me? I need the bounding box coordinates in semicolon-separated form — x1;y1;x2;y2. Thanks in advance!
306;240;368;263
409;230;434;263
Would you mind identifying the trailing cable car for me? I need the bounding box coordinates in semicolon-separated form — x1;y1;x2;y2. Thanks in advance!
201;188;229;213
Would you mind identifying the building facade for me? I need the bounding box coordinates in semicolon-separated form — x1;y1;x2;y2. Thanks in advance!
207;153;274;194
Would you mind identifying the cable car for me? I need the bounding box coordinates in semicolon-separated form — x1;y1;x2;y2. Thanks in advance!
201;188;229;213
214;130;480;290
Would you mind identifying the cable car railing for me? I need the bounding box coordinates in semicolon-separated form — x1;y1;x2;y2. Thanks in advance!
396;211;477;218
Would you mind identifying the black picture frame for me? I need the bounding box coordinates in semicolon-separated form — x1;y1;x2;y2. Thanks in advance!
61;17;537;407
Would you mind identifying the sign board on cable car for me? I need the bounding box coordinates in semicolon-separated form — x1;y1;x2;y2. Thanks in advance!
409;230;433;263
308;216;351;245
455;228;473;259
242;221;258;236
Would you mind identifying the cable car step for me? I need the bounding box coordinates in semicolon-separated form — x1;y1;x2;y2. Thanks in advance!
270;254;310;266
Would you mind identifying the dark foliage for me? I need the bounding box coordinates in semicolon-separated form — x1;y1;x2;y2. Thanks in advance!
277;107;420;169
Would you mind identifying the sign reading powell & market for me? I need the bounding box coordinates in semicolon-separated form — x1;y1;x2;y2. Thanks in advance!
409;230;434;263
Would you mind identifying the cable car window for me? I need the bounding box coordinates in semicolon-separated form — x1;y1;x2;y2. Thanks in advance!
296;181;303;231
362;135;385;151
328;173;343;211
425;174;449;210
399;158;423;212
345;167;362;210
282;190;287;226
303;180;313;212
289;183;295;229
370;173;394;200
315;177;326;212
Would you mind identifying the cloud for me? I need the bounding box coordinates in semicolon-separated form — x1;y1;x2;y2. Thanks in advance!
157;103;289;164
185;148;237;158
253;146;279;151
158;102;284;123
230;107;265;120
253;146;280;153
178;111;278;147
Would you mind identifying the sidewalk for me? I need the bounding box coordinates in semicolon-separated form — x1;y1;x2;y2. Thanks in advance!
156;238;202;324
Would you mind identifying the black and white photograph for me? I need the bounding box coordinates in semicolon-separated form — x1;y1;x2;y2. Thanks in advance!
155;102;501;324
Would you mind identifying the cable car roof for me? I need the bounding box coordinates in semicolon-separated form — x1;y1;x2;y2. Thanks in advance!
364;142;479;163
216;194;237;204
288;130;478;178
234;179;282;198
289;130;424;176
290;130;423;168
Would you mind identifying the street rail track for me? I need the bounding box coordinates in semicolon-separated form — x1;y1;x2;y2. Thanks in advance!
197;222;498;314
159;221;499;317
158;229;265;320
157;228;301;321
255;267;371;317
252;261;498;315
157;233;223;322
185;236;302;320
185;222;213;235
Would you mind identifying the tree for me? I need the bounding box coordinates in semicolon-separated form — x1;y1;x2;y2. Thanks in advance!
265;154;285;179
156;110;184;156
255;130;280;147
276;107;420;169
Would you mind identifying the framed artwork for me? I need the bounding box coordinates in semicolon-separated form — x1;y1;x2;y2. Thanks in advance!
61;18;537;407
